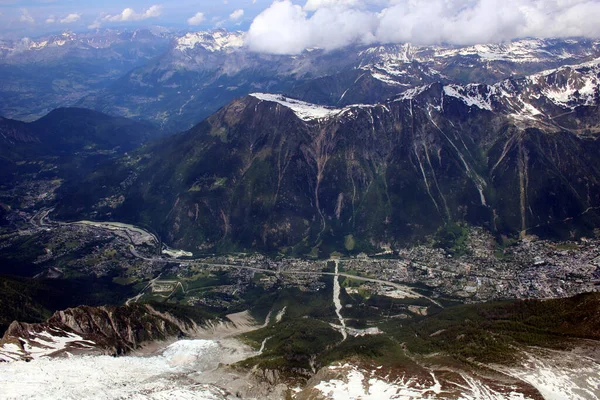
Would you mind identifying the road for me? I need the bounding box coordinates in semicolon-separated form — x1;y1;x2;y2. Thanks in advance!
125;256;443;307
28;210;443;307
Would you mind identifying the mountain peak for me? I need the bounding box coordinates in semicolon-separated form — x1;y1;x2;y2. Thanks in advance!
175;30;245;53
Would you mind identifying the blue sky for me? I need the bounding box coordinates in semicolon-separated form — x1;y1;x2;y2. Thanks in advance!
0;0;272;37
2;0;600;49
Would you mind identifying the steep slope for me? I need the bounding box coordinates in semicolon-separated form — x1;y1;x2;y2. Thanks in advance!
0;303;212;361
56;61;600;254
0;117;36;145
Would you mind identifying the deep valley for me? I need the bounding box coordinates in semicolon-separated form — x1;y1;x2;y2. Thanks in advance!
2;23;600;400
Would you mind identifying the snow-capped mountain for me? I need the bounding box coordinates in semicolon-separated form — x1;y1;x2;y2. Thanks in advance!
175;29;245;53
2;28;600;131
0;304;210;362
357;38;600;91
396;58;600;131
75;32;600;131
359;38;599;68
252;58;600;128
0;29;173;62
0;29;172;122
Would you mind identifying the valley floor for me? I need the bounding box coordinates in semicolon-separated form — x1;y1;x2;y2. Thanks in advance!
1;210;600;399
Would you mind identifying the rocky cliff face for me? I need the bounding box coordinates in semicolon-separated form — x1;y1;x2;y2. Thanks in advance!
0;304;205;361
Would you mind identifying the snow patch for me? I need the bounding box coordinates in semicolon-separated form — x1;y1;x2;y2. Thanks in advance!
507;96;543;122
434;40;547;63
396;85;431;100
314;364;444;399
443;85;493;111
250;93;342;121
502;353;600;400
542;73;599;107
369;70;407;86
314;364;534;400
453;373;529;400
1;330;96;361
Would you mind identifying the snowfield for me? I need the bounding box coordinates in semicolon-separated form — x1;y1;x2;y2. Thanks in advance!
2;336;600;400
499;351;600;400
443;85;494;111
250;93;343;121
175;31;245;52
313;351;600;400
0;340;235;400
313;364;530;400
0;329;96;362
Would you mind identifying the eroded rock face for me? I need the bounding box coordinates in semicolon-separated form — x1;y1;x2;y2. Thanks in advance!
0;304;203;361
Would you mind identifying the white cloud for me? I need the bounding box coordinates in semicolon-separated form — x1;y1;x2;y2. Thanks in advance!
19;8;34;24
46;15;55;24
304;0;361;11
246;0;375;54
246;0;600;54
187;11;206;26
102;5;162;23
90;5;162;28
60;13;80;24
229;8;244;21
246;2;310;54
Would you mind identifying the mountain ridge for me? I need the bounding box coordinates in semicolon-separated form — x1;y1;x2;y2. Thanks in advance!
55;59;600;254
0;303;213;361
75;34;600;131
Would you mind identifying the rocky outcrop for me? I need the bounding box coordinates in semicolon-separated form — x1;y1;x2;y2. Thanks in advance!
0;304;206;362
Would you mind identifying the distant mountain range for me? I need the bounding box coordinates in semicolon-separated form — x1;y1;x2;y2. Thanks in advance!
2;29;600;132
0;29;172;122
77;35;600;132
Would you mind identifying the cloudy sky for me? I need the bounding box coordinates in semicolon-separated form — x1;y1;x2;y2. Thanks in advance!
0;0;261;36
2;0;600;53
